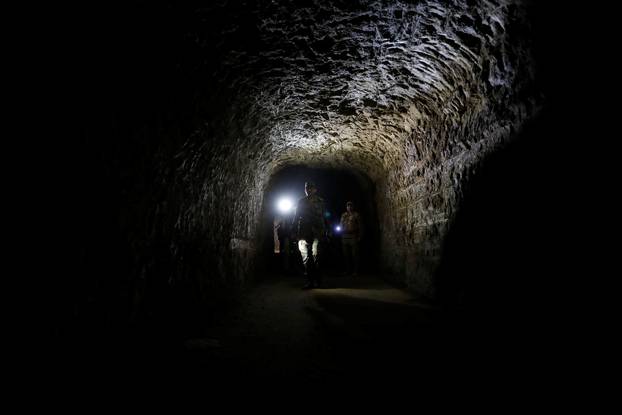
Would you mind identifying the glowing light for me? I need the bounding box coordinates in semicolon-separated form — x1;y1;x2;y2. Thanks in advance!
277;197;293;214
335;225;342;232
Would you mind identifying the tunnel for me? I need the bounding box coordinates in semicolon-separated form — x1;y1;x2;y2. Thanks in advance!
42;0;601;387
259;165;380;277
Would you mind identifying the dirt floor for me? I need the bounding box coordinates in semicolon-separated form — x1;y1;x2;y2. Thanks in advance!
44;270;572;395
175;272;442;384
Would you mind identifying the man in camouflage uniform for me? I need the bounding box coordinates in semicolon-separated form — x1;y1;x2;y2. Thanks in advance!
340;201;363;276
292;181;328;289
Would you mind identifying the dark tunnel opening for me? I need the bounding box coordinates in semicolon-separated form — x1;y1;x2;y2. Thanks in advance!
257;165;380;279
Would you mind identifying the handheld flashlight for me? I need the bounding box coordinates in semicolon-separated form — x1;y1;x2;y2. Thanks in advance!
277;197;293;214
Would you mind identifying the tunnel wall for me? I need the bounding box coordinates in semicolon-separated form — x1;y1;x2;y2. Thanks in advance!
135;99;273;308
123;0;542;315
58;0;546;332
377;105;533;297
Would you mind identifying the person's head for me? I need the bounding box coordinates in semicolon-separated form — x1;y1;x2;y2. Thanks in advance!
305;181;317;196
346;201;354;212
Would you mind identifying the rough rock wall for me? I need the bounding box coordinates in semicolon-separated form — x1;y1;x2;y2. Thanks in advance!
66;0;543;325
162;0;541;300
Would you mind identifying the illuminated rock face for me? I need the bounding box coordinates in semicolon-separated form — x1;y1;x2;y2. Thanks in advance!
158;0;541;298
85;0;543;310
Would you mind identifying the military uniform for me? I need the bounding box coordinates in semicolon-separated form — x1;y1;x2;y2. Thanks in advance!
340;210;362;275
292;193;327;287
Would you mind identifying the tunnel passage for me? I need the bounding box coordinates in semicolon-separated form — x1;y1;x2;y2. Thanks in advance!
55;0;553;343
258;165;380;277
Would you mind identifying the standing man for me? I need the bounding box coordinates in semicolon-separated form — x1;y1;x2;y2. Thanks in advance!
340;201;363;276
292;181;327;289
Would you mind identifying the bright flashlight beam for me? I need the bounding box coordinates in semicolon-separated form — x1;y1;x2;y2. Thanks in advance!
277;197;293;214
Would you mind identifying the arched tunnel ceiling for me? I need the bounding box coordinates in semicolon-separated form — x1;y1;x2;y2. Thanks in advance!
189;0;537;178
51;0;551;320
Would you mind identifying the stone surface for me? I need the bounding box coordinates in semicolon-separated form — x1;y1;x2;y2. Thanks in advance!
64;0;545;327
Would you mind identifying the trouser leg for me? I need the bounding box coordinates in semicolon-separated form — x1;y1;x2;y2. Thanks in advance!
299;239;314;284
311;238;321;286
342;241;351;274
343;238;357;274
